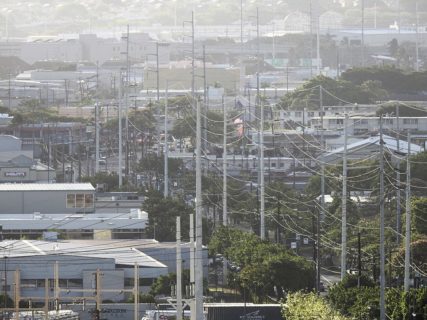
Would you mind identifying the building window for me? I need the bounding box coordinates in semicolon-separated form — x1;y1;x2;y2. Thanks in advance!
21;279;37;288
124;278;134;287
76;194;85;208
66;193;94;208
67;194;76;208
37;279;45;288
140;278;155;286
295;112;302;117
403;119;418;125
85;194;94;207
67;279;83;288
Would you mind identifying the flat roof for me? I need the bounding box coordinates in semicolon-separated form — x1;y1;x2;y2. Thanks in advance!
0;183;95;191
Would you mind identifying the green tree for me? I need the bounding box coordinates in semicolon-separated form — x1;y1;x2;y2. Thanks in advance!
282;291;349;320
142;190;191;242
0;294;14;308
328;284;427;319
172;110;227;145
376;102;427;117
411;198;427;236
341;67;427;94
12;99;58;124
149;270;209;297
81;172;123;191
209;227;314;302
409;151;427;190
278;75;385;110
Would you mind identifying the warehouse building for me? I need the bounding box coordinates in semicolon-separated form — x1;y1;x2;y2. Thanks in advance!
0;240;168;303
0;183;148;239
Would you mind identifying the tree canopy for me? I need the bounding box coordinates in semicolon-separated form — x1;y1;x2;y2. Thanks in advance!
142;189;192;242
282;292;349;320
209;227;315;302
376;103;427;117
278;75;387;110
342;67;427;95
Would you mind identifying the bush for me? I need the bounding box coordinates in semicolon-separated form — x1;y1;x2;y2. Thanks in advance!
328;283;427;319
282;291;349;320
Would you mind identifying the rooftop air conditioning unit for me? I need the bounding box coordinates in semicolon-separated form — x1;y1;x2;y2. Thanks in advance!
33;212;43;220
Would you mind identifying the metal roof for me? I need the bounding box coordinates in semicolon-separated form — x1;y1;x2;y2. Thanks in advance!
1;240;167;269
0;183;95;191
0;212;147;230
323;134;422;160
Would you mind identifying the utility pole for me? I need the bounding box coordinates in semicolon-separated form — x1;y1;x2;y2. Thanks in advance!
48;135;51;183
415;1;419;72
164;86;169;198
309;0;313;78
361;0;365;67
156;42;160;102
254;7;265;240
320;86;325;221
222;95;228;287
396;104;401;245
64;79;69;107
176;217;183;320
223;96;227;226
341;114;348;280
95;269;102;320
126;25;130;176
134;263;139;320
240;0;244;94
397;0;401;33
203;44;208;167
260;98;265;240
191;11;195;98
316;2;320;75
379;115;385;320
8;73;11;109
357;231;362;287
95;102;100;173
189;213;195;320
316;204;321;293
118;72;123;187
194;99;203;320
404;132;411;291
318;85;325;293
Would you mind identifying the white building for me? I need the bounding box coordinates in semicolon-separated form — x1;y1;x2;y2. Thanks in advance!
0;239;168;302
273;104;378;130
310;115;427;135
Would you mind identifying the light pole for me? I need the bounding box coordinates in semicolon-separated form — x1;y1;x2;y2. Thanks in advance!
3;256;7;320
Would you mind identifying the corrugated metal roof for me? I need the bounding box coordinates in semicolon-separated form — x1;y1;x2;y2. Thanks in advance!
0;183;95;191
323;134;422;159
2;240;167;269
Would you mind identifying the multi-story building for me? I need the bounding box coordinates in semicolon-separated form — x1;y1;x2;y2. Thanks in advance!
272;104;378;130
310;115;427;135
